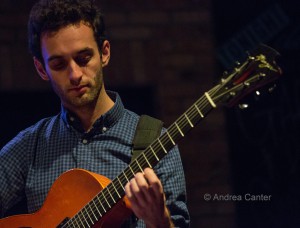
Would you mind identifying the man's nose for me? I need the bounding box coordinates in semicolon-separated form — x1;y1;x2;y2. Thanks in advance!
69;61;83;85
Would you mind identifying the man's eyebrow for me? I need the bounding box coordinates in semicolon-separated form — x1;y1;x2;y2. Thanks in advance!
47;48;94;63
77;47;94;54
47;55;63;63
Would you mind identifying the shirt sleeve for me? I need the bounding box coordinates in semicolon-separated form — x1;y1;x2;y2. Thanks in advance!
156;145;190;227
0;131;30;218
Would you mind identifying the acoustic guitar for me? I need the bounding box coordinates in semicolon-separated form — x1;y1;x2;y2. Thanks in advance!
0;44;282;227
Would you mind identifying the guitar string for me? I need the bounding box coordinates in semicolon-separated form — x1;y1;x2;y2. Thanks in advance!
69;99;213;227
70;69;264;226
107;87;218;202
68;90;216;227
65;88;219;227
118;87;217;189
65;108;204;227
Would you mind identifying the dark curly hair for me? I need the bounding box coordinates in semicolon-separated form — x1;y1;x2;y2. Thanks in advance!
28;0;106;62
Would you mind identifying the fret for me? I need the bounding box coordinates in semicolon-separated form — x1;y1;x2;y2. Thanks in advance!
194;103;204;118
97;195;107;213
184;113;194;127
74;216;80;227
81;211;89;225
129;166;135;176
150;145;159;161
92;199;102;217
166;131;175;145
82;209;90;226
175;122;184;136
117;176;125;190
123;171;130;182
204;92;217;108
87;203;97;223
66;221;75;228
87;206;95;224
158;138;167;154
67;217;77;228
112;181;121;198
107;187;116;203
142;153;152;168
87;214;94;226
78;215;85;227
102;192;111;209
135;160;144;173
65;220;72;228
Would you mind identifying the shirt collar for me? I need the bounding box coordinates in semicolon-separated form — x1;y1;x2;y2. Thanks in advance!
61;91;125;134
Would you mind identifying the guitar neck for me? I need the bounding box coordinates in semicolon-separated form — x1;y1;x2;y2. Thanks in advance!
66;87;220;227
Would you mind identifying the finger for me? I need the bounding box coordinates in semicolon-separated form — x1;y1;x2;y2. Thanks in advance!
125;181;144;218
143;168;164;199
128;176;151;209
133;173;154;208
125;181;134;200
134;172;153;203
144;168;163;189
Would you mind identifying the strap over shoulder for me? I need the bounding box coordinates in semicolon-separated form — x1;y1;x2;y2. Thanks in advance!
131;115;163;162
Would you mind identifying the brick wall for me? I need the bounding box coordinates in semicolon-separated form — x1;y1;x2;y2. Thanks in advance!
0;1;235;227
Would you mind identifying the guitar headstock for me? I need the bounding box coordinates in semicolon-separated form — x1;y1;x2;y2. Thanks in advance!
211;44;282;107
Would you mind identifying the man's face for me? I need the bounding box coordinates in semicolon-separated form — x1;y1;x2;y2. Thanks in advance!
36;22;109;111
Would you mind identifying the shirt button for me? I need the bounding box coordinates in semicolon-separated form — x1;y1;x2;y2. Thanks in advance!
82;139;88;144
70;116;75;122
102;127;107;132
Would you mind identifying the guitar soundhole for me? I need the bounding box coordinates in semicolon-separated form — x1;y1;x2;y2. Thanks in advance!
57;217;70;228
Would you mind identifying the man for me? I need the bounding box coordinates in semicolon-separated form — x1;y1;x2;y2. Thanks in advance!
0;0;190;227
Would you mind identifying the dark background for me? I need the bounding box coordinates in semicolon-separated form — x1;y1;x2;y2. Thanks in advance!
1;0;300;227
213;0;300;227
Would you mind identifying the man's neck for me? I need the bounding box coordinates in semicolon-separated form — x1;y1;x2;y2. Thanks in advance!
69;89;114;132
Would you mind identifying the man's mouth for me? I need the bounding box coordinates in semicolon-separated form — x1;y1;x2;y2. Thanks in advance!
69;85;89;94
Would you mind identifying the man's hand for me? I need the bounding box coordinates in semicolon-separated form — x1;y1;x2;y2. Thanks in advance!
125;168;174;228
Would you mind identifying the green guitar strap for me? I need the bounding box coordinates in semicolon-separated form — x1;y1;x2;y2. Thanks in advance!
128;115;163;227
131;115;163;163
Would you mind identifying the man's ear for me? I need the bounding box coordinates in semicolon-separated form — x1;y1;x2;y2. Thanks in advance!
33;57;49;81
100;40;110;67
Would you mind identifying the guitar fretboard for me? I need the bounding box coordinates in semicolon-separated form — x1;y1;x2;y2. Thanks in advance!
63;86;221;227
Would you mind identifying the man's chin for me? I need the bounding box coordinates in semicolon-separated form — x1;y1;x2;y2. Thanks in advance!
68;94;97;107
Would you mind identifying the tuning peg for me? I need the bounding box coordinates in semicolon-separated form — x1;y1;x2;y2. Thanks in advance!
243;82;250;87
239;104;249;109
259;72;266;78
247;55;255;60
254;90;261;101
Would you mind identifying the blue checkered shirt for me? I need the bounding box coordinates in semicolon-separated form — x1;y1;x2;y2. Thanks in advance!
0;91;189;227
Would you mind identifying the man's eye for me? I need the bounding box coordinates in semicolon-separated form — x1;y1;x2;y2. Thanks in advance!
49;61;67;70
76;55;92;66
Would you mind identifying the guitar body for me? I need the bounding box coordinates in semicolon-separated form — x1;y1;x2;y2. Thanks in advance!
0;169;132;228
